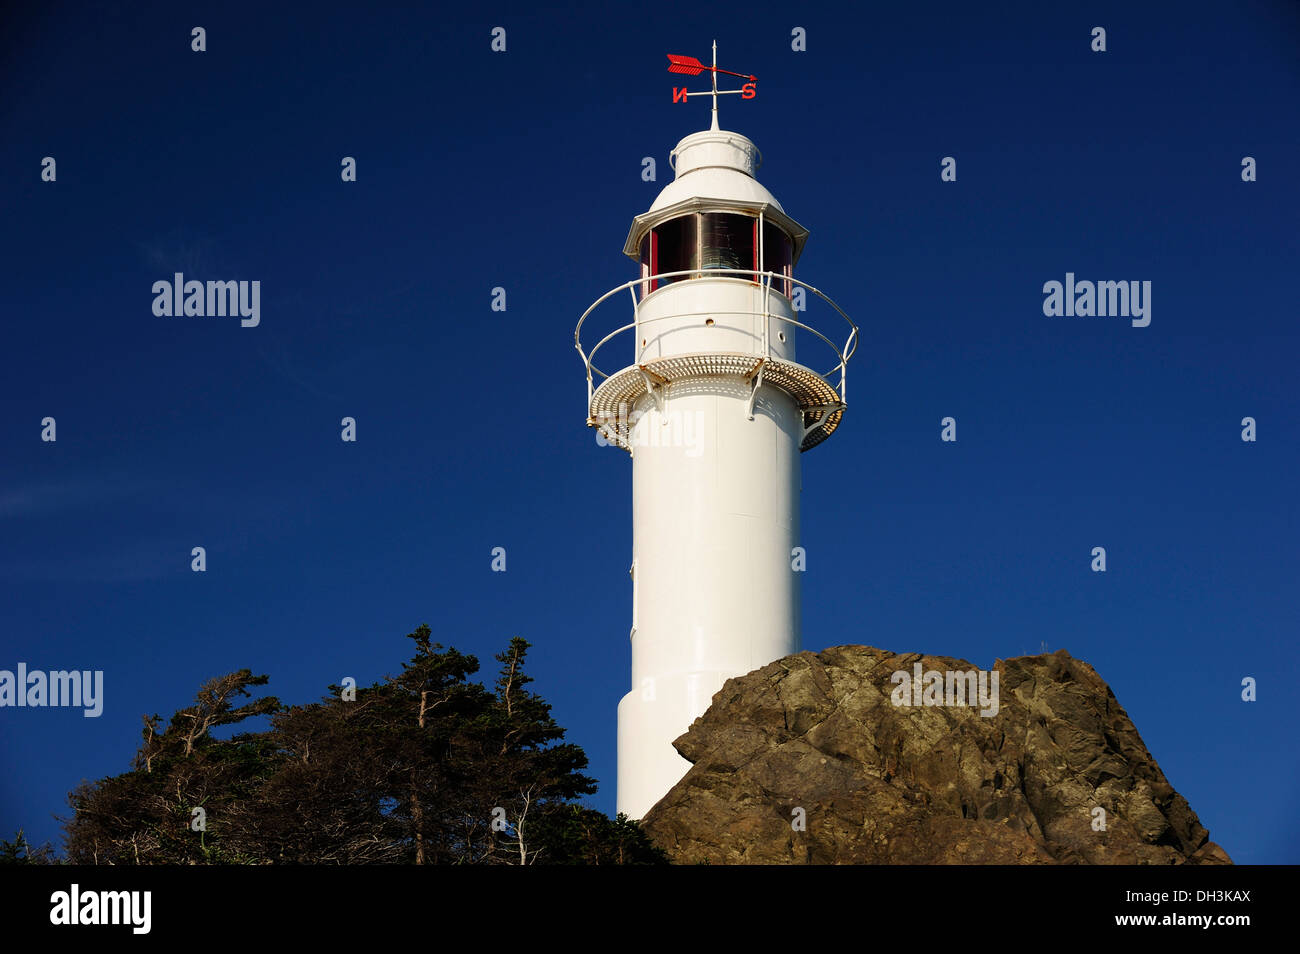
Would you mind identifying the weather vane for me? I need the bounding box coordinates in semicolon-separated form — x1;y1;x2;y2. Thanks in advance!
666;40;756;130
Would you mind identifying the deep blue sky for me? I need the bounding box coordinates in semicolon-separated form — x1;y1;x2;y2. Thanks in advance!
2;1;1297;863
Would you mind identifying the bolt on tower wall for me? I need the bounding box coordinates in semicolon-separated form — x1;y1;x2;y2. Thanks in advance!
575;125;857;820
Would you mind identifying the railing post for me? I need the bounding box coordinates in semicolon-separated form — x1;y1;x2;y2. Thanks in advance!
762;271;770;358
629;284;640;364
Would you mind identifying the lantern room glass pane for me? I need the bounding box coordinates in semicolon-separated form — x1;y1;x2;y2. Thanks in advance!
762;221;793;297
701;212;756;279
654;215;697;286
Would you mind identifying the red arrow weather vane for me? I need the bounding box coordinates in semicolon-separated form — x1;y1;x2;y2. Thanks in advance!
665;54;755;81
667;41;757;129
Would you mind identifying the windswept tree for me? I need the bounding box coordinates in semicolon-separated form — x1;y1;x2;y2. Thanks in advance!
63;670;280;864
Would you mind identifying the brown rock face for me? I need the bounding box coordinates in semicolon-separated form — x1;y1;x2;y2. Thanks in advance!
640;647;1231;865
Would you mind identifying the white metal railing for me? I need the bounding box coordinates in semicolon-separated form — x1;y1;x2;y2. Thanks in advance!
574;269;858;408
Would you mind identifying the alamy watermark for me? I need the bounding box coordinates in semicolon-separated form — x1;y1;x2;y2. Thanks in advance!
50;884;150;934
152;273;260;327
594;405;705;457
0;664;103;717
890;662;999;717
1042;272;1150;327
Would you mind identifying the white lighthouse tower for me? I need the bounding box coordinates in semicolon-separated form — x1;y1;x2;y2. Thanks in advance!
575;46;857;819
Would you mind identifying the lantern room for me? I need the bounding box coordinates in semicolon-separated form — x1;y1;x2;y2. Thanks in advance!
635;211;794;297
619;128;812;365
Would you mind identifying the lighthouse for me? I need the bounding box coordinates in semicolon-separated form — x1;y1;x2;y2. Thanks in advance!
575;46;857;819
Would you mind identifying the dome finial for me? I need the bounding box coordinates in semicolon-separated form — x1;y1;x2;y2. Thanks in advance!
709;40;720;131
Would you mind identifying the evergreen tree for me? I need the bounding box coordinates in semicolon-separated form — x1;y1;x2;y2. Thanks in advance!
58;627;664;865
529;806;669;865
0;829;57;865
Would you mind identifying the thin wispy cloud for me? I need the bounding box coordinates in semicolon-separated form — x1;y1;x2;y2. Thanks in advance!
0;476;162;520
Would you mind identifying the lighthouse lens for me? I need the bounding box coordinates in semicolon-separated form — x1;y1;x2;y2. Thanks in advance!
701;213;756;280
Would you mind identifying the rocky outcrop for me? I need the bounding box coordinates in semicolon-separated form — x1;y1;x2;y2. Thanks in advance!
641;647;1231;865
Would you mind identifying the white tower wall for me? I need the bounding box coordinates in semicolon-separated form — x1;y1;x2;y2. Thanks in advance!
635;278;796;364
618;377;801;818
